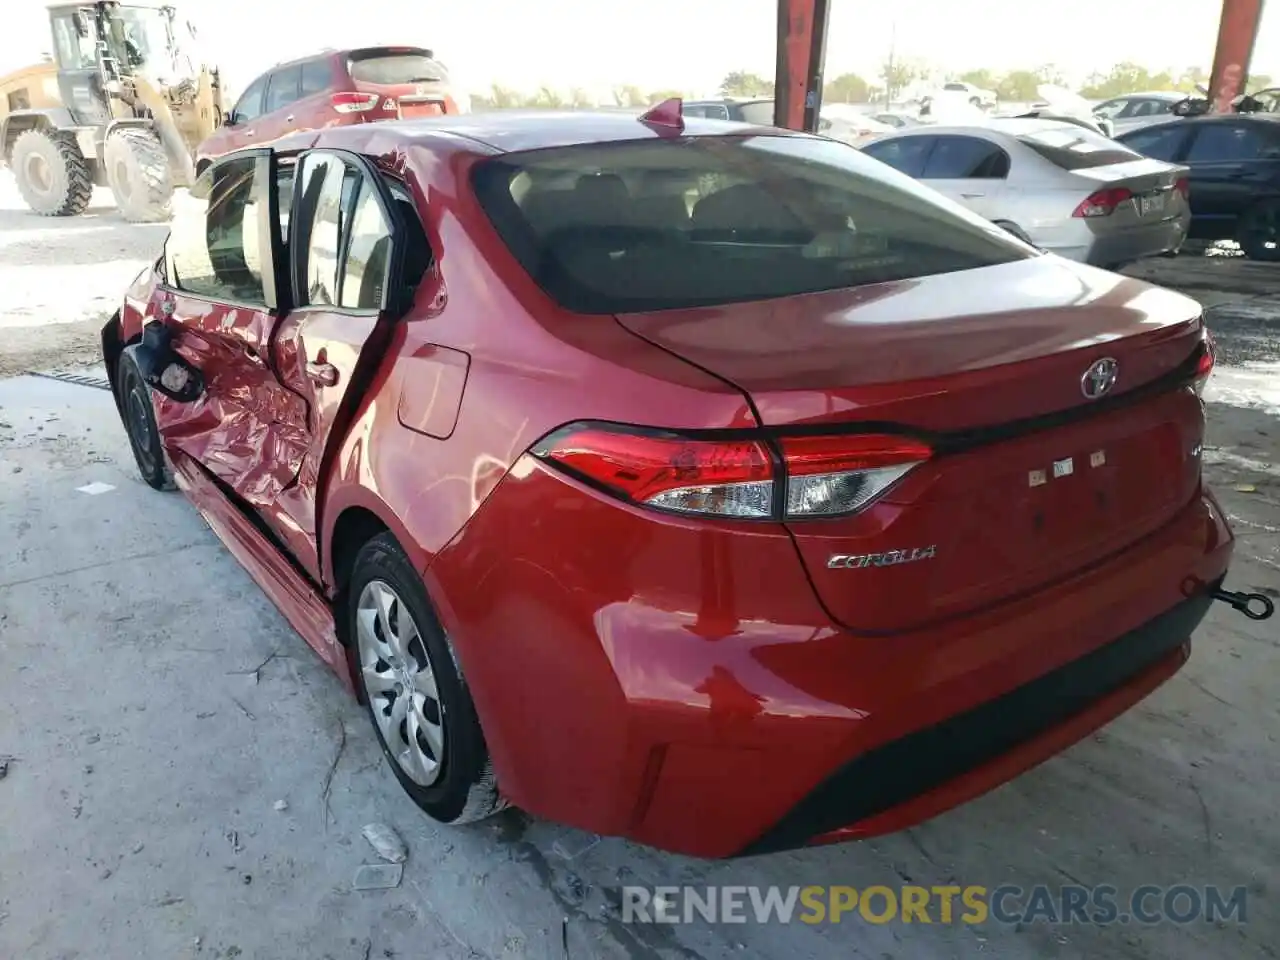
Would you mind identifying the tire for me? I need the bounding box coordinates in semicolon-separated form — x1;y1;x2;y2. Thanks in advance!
1236;199;1280;262
116;350;176;491
969;96;982;108
349;533;505;824
104;128;174;223
9;128;92;217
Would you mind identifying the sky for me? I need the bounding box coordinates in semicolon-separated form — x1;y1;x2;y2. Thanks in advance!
2;0;1277;99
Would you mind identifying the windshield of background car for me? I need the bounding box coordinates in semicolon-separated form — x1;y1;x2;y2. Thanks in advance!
471;134;1034;314
348;50;448;84
1017;127;1144;169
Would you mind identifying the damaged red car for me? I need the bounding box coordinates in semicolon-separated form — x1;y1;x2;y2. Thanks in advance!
101;105;1267;859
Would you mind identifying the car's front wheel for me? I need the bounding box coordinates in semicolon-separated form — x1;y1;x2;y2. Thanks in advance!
348;533;505;824
117;350;175;491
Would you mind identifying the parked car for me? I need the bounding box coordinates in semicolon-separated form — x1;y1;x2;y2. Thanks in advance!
939;81;997;109
861;120;1190;267
1008;84;1114;137
680;98;775;123
195;46;464;170
818;104;895;144
1091;92;1187;137
1117;114;1280;260
871;111;924;128
104;108;1239;859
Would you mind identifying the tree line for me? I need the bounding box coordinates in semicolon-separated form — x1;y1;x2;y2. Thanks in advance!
723;62;1272;104
472;62;1274;111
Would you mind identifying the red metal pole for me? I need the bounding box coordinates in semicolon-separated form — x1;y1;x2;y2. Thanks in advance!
773;0;832;132
1208;0;1266;113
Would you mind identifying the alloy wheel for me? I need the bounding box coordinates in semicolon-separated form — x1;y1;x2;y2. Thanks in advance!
356;579;445;786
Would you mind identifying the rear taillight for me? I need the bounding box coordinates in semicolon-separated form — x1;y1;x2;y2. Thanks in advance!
532;425;931;520
331;91;381;113
1175;176;1190;198
1073;187;1134;218
1191;329;1216;397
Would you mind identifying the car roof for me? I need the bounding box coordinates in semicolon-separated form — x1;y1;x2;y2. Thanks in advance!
305;110;800;156
1121;112;1280;136
1108;91;1187;101
874;118;1074;139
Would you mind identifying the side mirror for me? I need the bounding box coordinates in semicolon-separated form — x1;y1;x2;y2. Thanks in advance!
223;111;239;128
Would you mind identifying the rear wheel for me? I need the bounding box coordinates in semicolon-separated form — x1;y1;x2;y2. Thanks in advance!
117;350;175;491
349;533;505;824
105;128;174;223
1236;199;1280;262
9;128;92;217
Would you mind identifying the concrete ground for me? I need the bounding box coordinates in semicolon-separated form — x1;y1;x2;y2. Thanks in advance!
1;188;1278;959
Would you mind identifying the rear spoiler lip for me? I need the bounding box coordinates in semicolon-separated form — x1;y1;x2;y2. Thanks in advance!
348;46;436;61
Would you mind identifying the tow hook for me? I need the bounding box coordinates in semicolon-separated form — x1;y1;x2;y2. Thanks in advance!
1211;587;1275;621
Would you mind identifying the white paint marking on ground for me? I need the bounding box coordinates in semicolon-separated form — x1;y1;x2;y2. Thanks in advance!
76;482;116;496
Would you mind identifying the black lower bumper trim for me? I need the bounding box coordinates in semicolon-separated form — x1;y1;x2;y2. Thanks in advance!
739;586;1217;856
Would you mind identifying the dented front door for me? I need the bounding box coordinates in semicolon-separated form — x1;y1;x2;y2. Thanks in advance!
151;151;309;508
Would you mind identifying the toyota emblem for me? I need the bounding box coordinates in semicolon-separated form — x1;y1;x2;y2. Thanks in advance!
1081;357;1119;400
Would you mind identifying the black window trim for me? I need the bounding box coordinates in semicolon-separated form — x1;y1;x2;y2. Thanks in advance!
287;147;408;318
161;148;282;313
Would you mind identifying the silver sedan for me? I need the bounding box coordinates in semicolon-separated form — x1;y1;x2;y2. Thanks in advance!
860;120;1190;268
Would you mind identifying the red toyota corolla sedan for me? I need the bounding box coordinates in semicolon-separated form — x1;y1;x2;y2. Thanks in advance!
101;104;1247;858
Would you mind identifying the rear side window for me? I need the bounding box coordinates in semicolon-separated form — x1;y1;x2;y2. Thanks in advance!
166;156;266;305
861;136;932;177
1119;124;1190;161
348;50;447;85
291;152;398;310
265;65;301;114
1016;127;1142;169
1184;123;1273;162
921;136;1009;179
472;134;1032;315
299;60;332;97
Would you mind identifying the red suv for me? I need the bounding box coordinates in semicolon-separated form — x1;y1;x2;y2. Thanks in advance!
104;110;1256;859
195;46;462;170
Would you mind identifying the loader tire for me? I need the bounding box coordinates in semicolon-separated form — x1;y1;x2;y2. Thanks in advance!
105;128;174;223
10;128;92;217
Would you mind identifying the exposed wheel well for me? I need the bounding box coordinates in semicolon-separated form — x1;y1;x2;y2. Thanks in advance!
329;506;392;645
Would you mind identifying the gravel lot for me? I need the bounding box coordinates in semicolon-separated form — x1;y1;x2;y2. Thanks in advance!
1;177;1277;960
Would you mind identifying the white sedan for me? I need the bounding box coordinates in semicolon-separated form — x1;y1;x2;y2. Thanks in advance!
859;119;1190;268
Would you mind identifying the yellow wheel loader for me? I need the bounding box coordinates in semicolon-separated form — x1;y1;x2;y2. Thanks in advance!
0;1;224;222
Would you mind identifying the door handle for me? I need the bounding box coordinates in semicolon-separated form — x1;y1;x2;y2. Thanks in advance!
244;129;255;136
961;192;985;199
306;361;339;387
285;115;294;123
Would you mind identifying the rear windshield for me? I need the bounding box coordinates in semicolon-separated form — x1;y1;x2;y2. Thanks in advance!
1017;127;1143;169
471;135;1033;314
348;50;446;85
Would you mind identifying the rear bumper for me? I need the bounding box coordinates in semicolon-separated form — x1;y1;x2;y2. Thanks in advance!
429;467;1234;859
741;584;1212;855
1046;215;1189;266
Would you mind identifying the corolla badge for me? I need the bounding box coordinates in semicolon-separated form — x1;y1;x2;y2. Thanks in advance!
828;546;937;569
1081;357;1119;400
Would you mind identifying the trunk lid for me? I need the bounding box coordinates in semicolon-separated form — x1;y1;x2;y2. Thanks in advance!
347;47;457;120
615;257;1207;631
